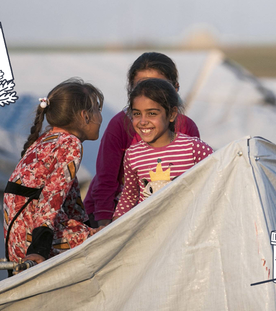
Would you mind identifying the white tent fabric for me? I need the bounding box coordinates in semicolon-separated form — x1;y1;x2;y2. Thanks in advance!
0;136;275;311
186;53;276;150
6;50;276;172
9;51;211;114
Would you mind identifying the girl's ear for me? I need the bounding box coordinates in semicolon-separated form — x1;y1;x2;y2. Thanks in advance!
80;110;90;124
169;107;178;122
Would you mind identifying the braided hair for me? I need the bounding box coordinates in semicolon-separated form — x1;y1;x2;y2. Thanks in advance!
21;78;104;157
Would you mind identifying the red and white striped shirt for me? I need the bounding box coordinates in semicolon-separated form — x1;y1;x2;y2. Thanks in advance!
114;133;213;218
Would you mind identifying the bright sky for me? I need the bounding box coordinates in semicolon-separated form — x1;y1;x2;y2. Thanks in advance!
1;0;276;47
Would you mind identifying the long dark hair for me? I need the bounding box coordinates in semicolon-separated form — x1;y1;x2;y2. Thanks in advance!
21;78;104;157
127;52;179;94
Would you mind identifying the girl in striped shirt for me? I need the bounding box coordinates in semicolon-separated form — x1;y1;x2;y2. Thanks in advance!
113;78;213;219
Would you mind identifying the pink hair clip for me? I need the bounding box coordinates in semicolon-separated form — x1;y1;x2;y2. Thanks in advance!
39;97;49;108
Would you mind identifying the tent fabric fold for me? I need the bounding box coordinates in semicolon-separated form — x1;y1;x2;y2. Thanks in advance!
0;136;276;310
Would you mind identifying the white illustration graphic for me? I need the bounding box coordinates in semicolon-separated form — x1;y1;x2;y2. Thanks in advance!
251;230;276;286
0;22;18;107
271;231;276;283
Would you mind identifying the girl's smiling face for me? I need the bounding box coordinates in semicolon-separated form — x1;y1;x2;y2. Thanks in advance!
132;95;177;148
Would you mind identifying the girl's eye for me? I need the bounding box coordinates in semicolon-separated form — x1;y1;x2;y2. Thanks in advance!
132;112;140;117
149;112;157;116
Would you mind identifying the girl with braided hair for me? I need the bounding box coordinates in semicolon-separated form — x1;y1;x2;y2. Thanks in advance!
3;78;103;271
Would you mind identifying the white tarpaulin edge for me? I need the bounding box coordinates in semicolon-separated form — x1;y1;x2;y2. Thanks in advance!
0;136;276;310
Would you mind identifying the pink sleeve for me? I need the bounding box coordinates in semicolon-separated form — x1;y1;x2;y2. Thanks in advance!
84;111;134;220
113;151;139;218
84;131;124;218
175;115;200;138
192;138;213;163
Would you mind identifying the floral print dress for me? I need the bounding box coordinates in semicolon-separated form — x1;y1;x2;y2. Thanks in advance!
3;130;91;262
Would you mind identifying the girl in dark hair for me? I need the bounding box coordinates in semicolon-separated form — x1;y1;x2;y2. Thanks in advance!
127;52;180;94
84;52;200;229
113;78;213;219
3;78;103;268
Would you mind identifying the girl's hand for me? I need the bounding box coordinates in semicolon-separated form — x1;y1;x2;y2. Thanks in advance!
89;228;97;236
23;253;45;264
95;225;106;233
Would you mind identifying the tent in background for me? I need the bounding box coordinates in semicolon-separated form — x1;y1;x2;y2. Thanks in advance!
1;49;275;184
0;50;276;285
4;49;276;172
184;50;276;149
0;136;275;310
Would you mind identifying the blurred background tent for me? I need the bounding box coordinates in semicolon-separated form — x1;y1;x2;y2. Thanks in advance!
0;136;276;310
1;50;276;282
1;0;276;283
